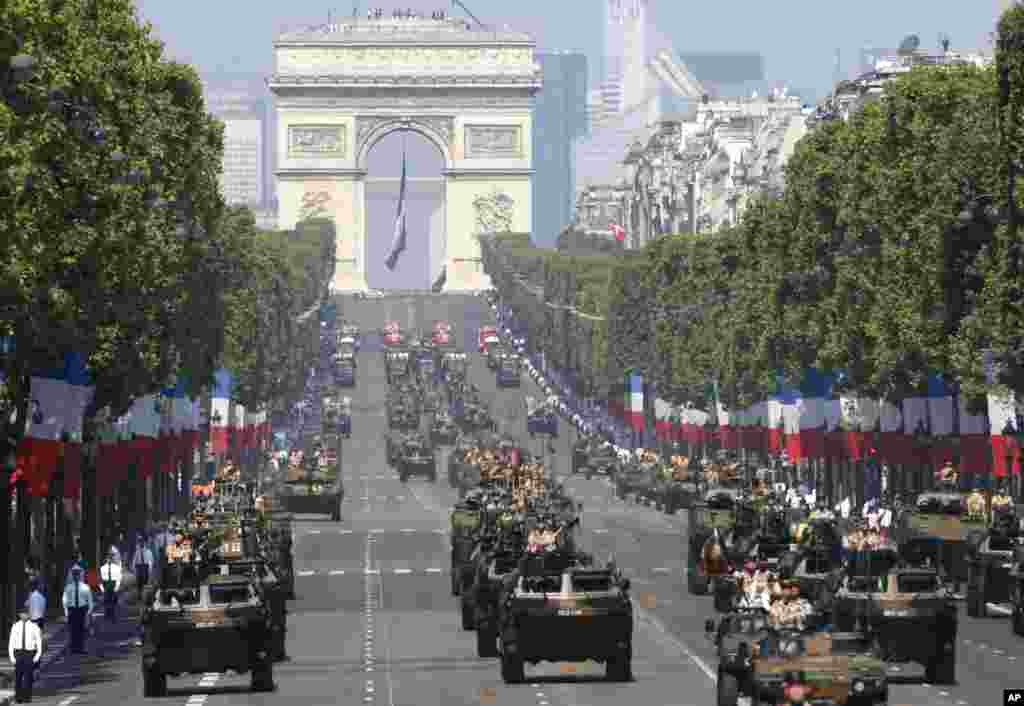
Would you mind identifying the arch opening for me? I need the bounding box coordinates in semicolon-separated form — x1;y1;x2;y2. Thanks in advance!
364;128;446;291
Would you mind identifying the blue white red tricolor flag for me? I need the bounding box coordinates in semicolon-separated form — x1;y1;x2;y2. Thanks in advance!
384;147;408;271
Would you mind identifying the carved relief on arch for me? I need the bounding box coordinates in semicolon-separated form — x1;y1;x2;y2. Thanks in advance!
355;115;454;166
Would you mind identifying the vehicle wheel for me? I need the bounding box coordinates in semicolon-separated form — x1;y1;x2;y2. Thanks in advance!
717;671;739;706
606;644;632;682
142;668;167;697
251;659;275;692
477;624;499;658
461;595;476;630
687;569;709;595
500;645;525;683
925;644;956;685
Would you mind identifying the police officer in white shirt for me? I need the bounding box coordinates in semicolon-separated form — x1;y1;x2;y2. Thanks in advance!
99;552;123;622
8;608;42;703
62;566;94;654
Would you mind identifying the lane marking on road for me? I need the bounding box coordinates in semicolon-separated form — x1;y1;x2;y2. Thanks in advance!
651;567;671;573
400;528;416;533
57;697;80;706
297;570;315;576
592;528;609;534
329;569;346;575
392;568;412;574
635;605;716;682
365;569;381;575
425;567;442;573
340;529;354;534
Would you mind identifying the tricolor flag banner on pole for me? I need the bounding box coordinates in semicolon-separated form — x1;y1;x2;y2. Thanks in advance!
19;352;94;498
610;223;626;241
629;372;644;433
988;391;1018;477
211;369;233;454
384;142;408;271
127;394;161;480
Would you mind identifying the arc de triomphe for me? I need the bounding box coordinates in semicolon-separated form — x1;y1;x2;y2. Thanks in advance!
268;17;542;292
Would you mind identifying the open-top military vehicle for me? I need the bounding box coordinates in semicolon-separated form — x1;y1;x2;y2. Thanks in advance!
460;401;497;433
526;402;558;437
615;460;654;500
442;352;468;384
777;517;845;603
385;350;412;384
450;504;482;596
322;396;351;439
497;547;633;683
661;455;702;514
832;542;956;685
459;509;518;630
707;610;888;706
279;454;343;522
496;352;521;388
576;440;619;481
395;433;437;482
486;342;506;370
687;489;743;596
333;348;356;387
386;398;420;431
211;556;288;663
430;410;459;445
899;487;986;587
469;529;525;658
966;504;1020;619
712;504;794;611
142;531;277;698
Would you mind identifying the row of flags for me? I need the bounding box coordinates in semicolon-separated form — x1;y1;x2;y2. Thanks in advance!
11;357;271;500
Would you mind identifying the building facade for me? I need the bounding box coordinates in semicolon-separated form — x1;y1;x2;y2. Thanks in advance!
201;74;275;209
532;52;589;247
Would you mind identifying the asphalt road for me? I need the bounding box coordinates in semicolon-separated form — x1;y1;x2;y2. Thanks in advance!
25;293;1019;705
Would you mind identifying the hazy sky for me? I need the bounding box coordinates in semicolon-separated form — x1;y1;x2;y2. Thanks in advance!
132;0;1005;288
137;0;1002;98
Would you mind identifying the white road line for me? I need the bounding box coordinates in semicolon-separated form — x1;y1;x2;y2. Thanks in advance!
365;569;380;575
57;697;81;706
298;570;315;576
636;606;716;682
592;528;609;534
651;567;671;573
392;569;412;574
309;529;321;534
369;529;384;533
425;568;442;573
400;528;416;533
329;569;346;575
340;529;354;534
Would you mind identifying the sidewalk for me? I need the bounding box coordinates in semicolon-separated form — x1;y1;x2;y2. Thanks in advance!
0;570;141;705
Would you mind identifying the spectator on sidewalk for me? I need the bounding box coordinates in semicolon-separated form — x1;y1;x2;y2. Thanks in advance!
8;608;42;703
99;553;122;623
62;566;93;655
24;581;45;634
131;537;154;600
64;551;86;587
107;542;121;566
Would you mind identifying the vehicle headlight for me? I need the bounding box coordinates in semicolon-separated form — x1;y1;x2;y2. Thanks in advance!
852;680;865;693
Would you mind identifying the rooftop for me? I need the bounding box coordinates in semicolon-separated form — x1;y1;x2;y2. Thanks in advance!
275;18;534;46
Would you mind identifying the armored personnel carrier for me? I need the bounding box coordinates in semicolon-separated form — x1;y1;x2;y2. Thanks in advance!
450;504;482;596
966;505;1020;618
396;433;437;482
707;611;888;705
430;410;459;445
385;350;412;384
279;453;343;522
832;544;957;685
687;489;740;595
386;398;420;431
497;552;633;683
141;574;275;696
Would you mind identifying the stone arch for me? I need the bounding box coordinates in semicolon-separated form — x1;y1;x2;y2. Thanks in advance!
355;117;454;171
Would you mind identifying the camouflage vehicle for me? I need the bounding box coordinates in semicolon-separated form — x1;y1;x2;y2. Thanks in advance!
279;457;343;522
497;552;633;683
686;490;743;596
386;399;420;431
396;433;437;482
333;348;356;387
495;353;521;387
615;462;655;500
386;432;415;467
141;574;275;696
711;505;794;611
322;397;351;439
576;441;619;481
442;352;469;384
450;504;482;596
212;557;288;662
385;350;412;384
447;442;484;495
832;547;957;685
486;342;506;370
460;402;497;433
898;488;986;585
469;542;524;658
707;612;888;705
966;507;1020;618
777;518;845;603
430;410;459;445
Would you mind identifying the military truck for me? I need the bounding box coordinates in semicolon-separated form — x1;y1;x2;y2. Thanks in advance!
615;462;654;500
469;547;523;658
966;508;1021;618
899;489;986;586
832;547;956;685
577;442;618;481
278;465;343;522
497;554;633;683
430;411;459;445
334;349;356;387
777;518;845;603
442;352;468;384
448;443;483;495
213;557;288;662
486;343;506;370
396;434;437;482
385;350;411;384
496;353;521;387
386;399;420;431
687;491;740;595
141;575;275;696
450;505;481;596
707;612;888;705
